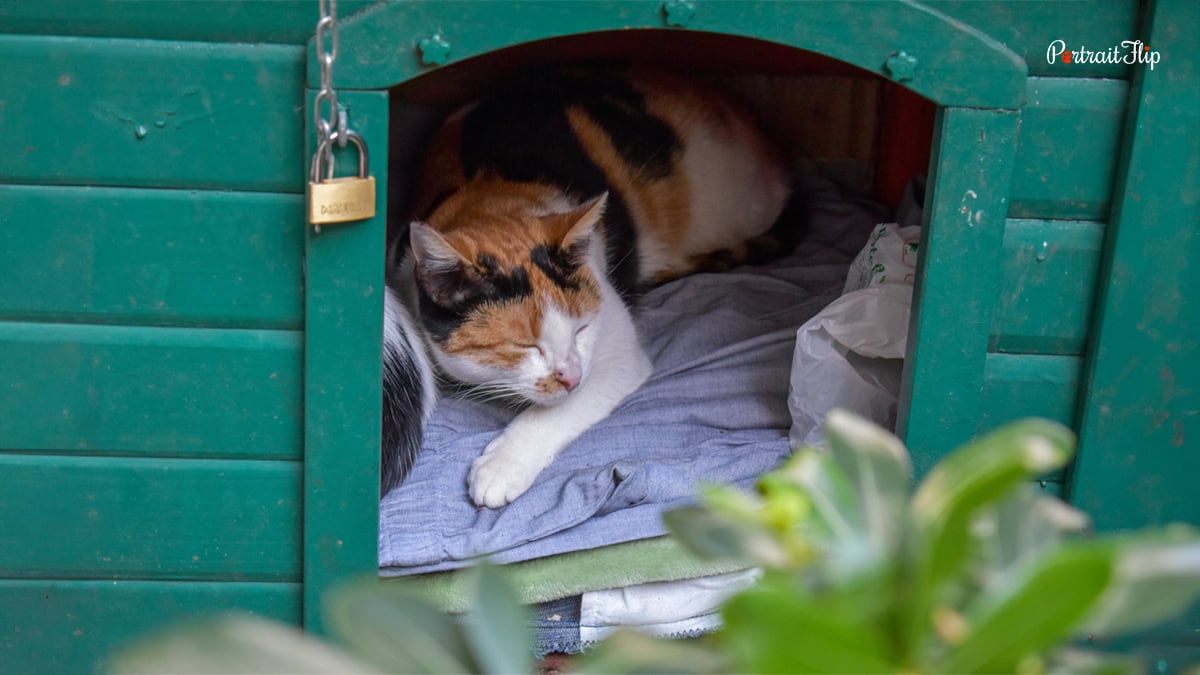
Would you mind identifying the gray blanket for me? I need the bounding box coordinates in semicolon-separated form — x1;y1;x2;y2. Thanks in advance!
380;180;884;574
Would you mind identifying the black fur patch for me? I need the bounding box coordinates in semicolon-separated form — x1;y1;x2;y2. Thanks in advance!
530;242;586;291
600;191;640;298
415;282;470;343
474;255;535;301
415;257;535;343
381;286;428;496
460;88;609;193
580;89;680;180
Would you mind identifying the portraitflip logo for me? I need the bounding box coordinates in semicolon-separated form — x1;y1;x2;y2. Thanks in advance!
1047;40;1161;70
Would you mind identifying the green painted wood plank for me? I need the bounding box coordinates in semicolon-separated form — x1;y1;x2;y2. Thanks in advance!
991;219;1104;355
0;322;301;459
0;455;300;581
302;90;388;635
0;35;304;193
0;579;300;675
899;107;1020;477
927;0;1139;78
1009;77;1128;220
979;354;1082;433
0;0;1137;84
979;354;1080;486
1071;0;1200;532
0;185;303;330
0;0;376;44
326;1;1027;108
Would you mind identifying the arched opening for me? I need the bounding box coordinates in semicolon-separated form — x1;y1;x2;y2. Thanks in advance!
301;0;1028;632
378;31;934;572
385;31;938;227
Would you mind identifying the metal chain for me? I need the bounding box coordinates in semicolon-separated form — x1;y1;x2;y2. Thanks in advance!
313;0;338;147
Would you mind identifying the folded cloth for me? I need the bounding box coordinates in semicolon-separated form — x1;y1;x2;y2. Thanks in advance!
578;568;762;643
389;536;750;613
580;613;725;647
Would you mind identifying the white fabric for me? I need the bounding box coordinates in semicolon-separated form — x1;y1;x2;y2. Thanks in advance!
579;568;762;642
581;613;724;645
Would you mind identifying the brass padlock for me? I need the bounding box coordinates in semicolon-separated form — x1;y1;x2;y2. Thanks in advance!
308;129;376;226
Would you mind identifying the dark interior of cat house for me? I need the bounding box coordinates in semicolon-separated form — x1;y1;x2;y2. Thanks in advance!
379;31;935;652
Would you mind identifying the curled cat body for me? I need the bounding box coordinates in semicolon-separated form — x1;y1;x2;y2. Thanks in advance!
383;68;797;507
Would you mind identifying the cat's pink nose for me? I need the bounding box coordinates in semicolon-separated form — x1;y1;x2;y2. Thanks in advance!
556;369;580;392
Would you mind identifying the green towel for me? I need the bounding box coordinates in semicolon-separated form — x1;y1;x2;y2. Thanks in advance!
386;536;748;613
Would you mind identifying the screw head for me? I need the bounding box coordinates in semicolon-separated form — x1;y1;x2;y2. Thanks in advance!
662;0;696;28
418;34;452;67
884;51;918;82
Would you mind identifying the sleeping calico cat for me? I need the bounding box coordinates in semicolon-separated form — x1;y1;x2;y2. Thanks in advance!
383;69;797;507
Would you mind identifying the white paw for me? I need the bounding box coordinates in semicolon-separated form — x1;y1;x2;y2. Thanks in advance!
467;436;539;508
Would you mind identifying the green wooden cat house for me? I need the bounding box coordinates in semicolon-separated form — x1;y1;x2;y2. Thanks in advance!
1;1;1195;672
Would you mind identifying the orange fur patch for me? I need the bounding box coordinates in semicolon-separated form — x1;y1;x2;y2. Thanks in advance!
565;106;692;255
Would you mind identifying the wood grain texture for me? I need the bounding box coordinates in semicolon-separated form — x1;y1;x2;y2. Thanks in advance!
0;322;301;459
0;455;300;581
1071;0;1200;532
1009;78;1128;220
0;579;299;675
979;354;1081;432
991;219;1104;355
0;185;303;329
0;0;376;44
1068;5;1200;659
0;0;1135;82
927;0;1139;78
0;35;304;192
899;107;1021;477
302;90;388;635
325;0;1027;108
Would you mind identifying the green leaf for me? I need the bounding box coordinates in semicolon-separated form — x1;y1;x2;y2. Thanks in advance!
1077;525;1200;639
902;419;1076;659
825;409;911;557
576;630;725;674
324;577;475;674
934;543;1114;674
663;505;778;566
977;485;1090;590
720;576;895;673
778;450;863;545
462;561;533;675
112;615;379;674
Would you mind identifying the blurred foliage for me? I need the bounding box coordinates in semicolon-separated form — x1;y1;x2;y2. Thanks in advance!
112;411;1200;674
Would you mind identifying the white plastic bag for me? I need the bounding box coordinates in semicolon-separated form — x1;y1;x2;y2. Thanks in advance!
843;223;921;295
789;222;920;448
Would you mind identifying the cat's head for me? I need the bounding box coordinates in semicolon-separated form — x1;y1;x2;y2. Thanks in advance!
410;194;608;406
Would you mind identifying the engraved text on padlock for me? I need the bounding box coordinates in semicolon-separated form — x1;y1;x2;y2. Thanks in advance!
308;130;377;226
309;176;376;225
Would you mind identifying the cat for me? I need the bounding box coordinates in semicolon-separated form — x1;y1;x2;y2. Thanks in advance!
382;68;799;507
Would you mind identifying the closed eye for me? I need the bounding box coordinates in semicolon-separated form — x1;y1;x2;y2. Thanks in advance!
575;324;591;336
520;344;545;356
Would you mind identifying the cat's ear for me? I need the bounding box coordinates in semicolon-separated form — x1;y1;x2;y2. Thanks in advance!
561;192;608;249
410;221;471;305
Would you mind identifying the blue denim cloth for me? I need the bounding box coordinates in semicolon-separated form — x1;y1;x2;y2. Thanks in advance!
531;596;584;656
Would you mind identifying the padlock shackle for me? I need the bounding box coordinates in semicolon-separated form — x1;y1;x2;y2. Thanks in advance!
310;129;370;183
